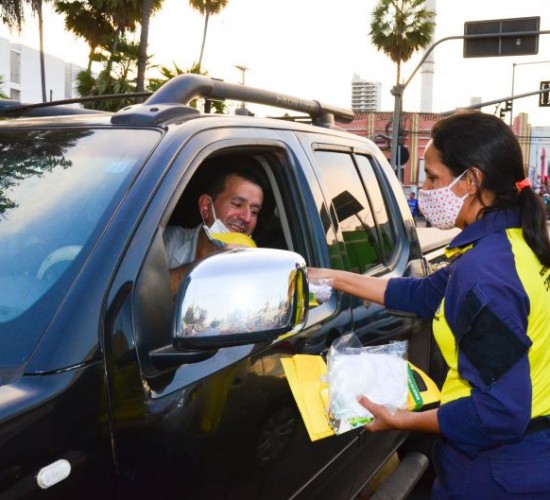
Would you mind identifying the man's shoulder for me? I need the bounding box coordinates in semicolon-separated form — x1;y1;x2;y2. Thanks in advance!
165;225;201;240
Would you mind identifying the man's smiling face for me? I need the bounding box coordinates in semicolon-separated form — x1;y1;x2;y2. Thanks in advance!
210;174;264;235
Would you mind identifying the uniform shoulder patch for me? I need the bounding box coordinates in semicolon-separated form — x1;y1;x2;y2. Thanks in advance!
455;287;529;386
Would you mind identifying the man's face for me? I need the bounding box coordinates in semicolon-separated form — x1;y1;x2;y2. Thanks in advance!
208;174;264;235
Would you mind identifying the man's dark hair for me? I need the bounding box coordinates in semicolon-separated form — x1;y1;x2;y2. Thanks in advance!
201;154;267;199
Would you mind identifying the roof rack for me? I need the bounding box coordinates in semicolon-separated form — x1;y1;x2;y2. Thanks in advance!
111;74;354;128
0;93;152;118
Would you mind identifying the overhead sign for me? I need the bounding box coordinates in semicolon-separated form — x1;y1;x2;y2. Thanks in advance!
540;81;550;107
463;17;540;58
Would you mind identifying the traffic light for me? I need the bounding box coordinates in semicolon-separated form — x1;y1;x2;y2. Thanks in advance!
540;81;550;107
499;100;513;119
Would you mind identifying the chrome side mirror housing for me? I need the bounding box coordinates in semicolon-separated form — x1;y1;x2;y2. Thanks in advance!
173;248;308;350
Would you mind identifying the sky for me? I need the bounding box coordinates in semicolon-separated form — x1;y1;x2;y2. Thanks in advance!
1;0;550;125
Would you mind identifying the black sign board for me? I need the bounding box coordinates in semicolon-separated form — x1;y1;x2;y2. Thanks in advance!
464;17;540;58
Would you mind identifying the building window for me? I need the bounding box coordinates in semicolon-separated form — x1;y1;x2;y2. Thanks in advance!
10;89;20;101
10;50;21;84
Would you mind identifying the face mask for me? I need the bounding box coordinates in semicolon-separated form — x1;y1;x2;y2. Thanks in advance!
202;199;256;249
202;199;231;246
418;171;468;230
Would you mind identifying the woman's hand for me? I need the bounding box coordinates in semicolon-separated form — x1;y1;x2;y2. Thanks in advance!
359;396;440;434
358;396;405;432
307;267;388;306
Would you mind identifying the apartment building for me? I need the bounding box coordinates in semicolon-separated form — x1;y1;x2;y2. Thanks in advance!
351;75;382;113
0;35;84;103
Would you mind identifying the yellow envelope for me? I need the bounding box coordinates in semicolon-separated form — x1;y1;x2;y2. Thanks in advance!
280;355;335;441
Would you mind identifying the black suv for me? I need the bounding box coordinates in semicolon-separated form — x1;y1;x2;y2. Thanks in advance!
0;75;439;499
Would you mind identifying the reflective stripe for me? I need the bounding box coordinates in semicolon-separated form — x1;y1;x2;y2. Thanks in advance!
507;228;550;418
432;296;471;404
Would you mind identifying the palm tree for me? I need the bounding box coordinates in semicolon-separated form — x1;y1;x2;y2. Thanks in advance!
54;0;114;72
370;0;435;85
188;0;228;70
136;0;152;93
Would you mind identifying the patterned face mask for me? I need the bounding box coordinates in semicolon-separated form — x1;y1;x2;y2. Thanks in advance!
418;171;469;230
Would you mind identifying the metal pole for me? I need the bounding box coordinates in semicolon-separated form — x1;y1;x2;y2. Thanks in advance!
234;65;249;111
510;63;516;126
390;84;403;177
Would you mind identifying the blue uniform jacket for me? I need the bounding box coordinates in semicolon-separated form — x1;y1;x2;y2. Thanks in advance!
385;209;550;458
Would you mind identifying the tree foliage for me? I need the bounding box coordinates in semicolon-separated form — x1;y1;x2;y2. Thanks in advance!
0;75;8;98
0;0;24;30
74;38;140;111
370;0;435;84
54;0;163;99
147;61;226;114
54;0;115;71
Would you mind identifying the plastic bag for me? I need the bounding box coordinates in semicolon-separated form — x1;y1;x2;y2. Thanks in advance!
326;333;409;434
308;278;333;306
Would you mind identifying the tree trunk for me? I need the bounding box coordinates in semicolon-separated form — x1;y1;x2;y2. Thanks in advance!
396;61;401;86
37;0;47;102
197;12;210;70
136;0;152;93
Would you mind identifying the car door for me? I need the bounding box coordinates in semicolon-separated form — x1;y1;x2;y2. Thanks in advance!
295;130;430;494
103;126;364;500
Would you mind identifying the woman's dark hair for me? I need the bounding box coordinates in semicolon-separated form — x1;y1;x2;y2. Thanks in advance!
431;110;550;266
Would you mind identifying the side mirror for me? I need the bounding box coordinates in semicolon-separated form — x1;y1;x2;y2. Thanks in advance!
173;248;308;350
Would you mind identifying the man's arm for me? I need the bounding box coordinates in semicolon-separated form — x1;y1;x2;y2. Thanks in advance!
169;263;194;297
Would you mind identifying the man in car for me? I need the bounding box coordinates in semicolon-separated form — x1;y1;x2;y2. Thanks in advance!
165;157;266;295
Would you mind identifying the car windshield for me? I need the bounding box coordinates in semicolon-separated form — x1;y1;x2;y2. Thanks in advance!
0;127;160;381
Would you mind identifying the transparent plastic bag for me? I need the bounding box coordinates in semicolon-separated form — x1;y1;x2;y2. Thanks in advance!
326;332;409;434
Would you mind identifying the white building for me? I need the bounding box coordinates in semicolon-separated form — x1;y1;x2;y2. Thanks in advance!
351;75;382;112
0;35;84;102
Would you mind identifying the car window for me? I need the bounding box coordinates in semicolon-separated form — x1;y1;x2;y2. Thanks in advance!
313;150;383;273
354;154;397;262
0;127;160;374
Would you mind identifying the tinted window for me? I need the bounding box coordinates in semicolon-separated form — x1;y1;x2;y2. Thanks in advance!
354;155;397;261
314;151;383;273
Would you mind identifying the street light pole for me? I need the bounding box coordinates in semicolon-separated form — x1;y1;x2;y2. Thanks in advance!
390;84;404;181
389;29;550;178
234;64;248;85
234;65;249;112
